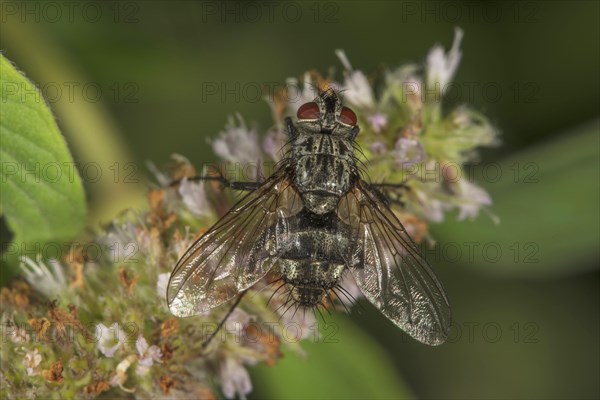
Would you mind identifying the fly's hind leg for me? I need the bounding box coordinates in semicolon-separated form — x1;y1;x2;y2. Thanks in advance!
201;290;248;352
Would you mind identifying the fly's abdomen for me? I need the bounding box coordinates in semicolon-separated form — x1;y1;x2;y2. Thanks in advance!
280;259;345;307
277;225;352;307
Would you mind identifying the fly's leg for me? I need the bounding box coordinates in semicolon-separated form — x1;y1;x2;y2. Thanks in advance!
169;173;263;192
370;182;410;208
371;182;408;190
285;116;297;138
201;290;248;352
168;118;294;191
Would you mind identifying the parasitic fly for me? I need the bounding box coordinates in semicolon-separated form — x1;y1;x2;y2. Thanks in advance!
167;89;451;345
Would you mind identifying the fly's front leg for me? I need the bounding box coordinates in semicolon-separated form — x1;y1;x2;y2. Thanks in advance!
169;174;263;192
285;116;297;138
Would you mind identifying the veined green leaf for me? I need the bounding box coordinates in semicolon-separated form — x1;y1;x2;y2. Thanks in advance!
0;55;86;271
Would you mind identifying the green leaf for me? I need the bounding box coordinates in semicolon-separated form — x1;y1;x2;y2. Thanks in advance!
0;55;86;270
250;313;414;399
432;118;599;277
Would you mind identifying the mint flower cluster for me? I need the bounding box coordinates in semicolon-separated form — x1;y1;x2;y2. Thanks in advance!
1;29;497;399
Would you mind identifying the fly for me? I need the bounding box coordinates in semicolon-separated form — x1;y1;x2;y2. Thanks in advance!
167;88;451;346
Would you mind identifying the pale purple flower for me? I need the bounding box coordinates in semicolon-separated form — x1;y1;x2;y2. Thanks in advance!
412;186;451;223
426;27;464;91
135;335;162;376
19;257;67;298
12;328;30;344
402;75;423;112
335;49;376;110
178;177;211;217
213;114;261;166
12;328;29;344
394;138;426;165
285;74;320;113
262;129;288;161
135;227;162;266
219;358;253;400
96;323;126;358
368;113;388;133
224;308;252;343
146;161;171;187
421;198;448;223
23;348;42;376
369;141;387;156
454;179;492;221
146;154;190;187
100;218;140;262
156;273;170;299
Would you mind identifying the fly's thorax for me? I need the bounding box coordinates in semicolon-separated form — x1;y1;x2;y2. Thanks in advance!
291;132;356;159
291;133;356;214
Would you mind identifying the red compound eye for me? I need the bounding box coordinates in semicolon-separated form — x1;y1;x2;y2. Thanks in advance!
339;106;357;125
297;102;320;120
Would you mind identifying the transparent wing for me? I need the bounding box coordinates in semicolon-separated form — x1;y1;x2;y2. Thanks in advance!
167;171;303;317
338;180;451;345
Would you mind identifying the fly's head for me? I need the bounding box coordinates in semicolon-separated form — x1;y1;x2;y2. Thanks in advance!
292;89;360;141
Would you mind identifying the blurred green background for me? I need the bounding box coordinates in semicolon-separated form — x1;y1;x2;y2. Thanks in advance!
1;1;598;399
